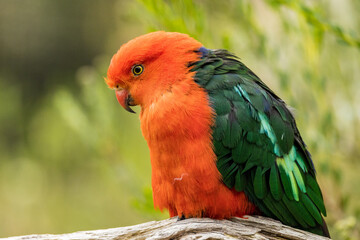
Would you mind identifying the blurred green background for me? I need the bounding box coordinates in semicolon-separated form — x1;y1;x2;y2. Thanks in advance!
0;0;359;239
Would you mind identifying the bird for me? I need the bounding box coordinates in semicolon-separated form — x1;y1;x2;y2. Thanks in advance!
105;31;330;237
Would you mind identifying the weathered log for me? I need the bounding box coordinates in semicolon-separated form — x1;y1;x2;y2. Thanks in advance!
2;215;330;240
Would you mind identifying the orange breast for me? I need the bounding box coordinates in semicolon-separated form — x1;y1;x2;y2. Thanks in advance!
140;72;257;219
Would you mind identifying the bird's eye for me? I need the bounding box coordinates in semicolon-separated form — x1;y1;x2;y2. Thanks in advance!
132;64;144;76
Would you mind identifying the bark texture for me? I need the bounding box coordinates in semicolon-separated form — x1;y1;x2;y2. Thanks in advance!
2;216;330;240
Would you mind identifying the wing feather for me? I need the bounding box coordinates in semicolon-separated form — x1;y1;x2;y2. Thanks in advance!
191;49;328;236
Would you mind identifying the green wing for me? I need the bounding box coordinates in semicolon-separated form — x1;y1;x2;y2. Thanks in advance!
191;48;328;236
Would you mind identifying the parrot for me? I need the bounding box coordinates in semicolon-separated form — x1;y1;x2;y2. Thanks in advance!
106;31;330;237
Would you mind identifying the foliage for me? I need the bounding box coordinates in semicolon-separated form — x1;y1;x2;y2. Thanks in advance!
0;0;359;239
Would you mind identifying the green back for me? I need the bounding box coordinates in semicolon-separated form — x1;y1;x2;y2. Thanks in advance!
190;48;329;237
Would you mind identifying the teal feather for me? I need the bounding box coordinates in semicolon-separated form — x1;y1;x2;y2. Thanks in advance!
258;113;277;147
277;158;299;201
234;85;251;103
269;109;294;153
288;146;297;160
284;154;294;171
293;164;306;193
295;151;308;173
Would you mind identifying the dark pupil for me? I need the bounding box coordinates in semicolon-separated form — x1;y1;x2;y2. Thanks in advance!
134;66;141;74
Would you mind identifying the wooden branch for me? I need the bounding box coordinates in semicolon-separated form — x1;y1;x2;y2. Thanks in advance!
3;216;330;240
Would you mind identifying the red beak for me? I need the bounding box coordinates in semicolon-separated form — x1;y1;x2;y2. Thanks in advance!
115;90;135;113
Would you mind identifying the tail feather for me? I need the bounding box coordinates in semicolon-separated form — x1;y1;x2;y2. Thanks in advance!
320;217;331;238
309;217;330;238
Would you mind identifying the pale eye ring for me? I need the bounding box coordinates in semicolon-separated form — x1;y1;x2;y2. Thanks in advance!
114;84;122;90
132;64;144;76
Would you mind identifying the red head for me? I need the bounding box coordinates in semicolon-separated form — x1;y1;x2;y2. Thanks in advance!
106;31;202;112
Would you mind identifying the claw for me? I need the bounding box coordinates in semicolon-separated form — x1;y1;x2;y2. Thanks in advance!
177;214;186;221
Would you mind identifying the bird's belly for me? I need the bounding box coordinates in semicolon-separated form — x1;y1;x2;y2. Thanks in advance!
151;156;257;219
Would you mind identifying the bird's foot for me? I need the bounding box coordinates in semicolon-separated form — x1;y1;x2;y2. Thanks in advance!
177;214;186;221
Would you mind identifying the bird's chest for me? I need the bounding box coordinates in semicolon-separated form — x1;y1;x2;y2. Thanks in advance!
140;95;219;187
139;95;213;172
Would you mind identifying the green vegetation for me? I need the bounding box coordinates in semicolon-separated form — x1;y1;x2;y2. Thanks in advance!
0;0;359;239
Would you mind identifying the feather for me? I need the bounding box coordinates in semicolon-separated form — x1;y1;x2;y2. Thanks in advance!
253;167;267;199
222;103;242;148
213;140;230;158
277;158;299;201
213;115;228;141
210;93;231;115
269;108;294;154
232;138;252;164
192;48;328;236
307;187;327;216
269;164;283;201
282;195;315;227
293;164;306;193
234;168;246;191
301;194;323;225
262;194;298;226
220;162;238;188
